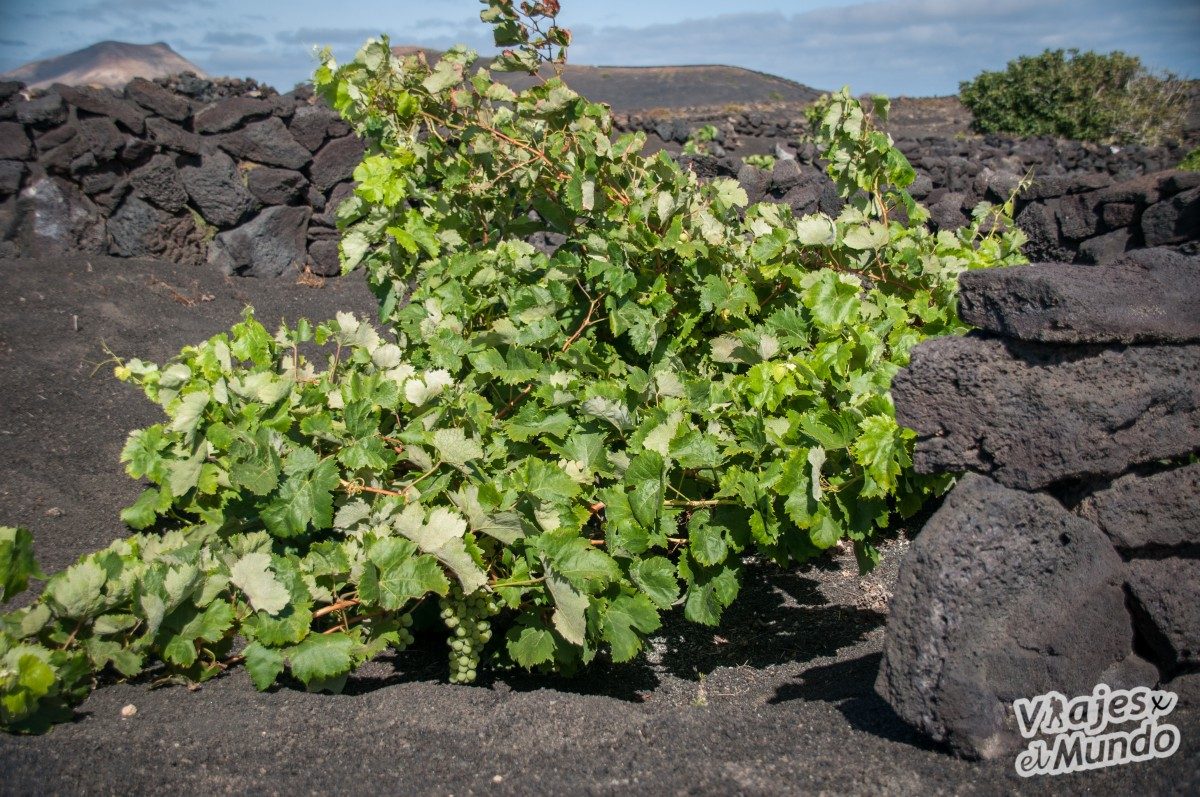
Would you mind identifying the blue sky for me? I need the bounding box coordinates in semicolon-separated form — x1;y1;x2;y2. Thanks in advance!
1;0;1197;96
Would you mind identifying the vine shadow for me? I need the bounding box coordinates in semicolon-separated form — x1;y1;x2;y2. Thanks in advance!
769;652;946;752
650;558;890;680
494;557;891;703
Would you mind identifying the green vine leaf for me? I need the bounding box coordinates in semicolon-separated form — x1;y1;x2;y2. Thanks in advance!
230;553;290;616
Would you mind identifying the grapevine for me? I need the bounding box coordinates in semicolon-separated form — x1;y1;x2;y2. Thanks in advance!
0;0;1027;732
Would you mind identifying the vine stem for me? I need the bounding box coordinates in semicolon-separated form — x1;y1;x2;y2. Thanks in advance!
322;611;383;634
340;479;406;498
313;597;360;619
436;113;567;181
339;462;441;500
589;536;686;546
663;499;735;508
561;293;605;351
495;386;533;420
498;290;606;420
405;462;443;492
482;155;541;190
490;576;545;589
482;124;568;180
60;619;85;650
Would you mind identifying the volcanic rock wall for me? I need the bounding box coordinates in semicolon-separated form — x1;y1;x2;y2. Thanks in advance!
701;151;1199;265
1;75;1197;273
620;108;1192;180
876;248;1200;759
0;75;357;276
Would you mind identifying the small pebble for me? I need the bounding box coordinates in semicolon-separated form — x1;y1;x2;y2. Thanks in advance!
45;507;64;517
120;704;137;719
492;775;503;784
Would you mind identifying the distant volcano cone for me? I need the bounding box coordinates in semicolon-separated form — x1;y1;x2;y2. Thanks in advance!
1;41;205;90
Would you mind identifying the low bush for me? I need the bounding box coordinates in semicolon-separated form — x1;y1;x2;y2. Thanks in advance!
959;48;1187;146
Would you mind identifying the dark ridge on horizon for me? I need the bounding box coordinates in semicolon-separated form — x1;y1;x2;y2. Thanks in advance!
3;38;834;112
391;45;824;112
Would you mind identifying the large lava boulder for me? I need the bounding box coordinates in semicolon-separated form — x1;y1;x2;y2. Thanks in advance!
876;474;1152;759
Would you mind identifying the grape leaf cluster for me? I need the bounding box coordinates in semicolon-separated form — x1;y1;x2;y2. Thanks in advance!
0;0;1027;732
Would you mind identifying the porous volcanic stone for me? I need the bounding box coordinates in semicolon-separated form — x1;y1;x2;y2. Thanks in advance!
781;182;822;217
287;104;341;152
312;181;355;229
1016;201;1075;263
876;474;1132;759
908;172;934;199
956;253;1200;344
193;96;273;134
14;93;66;127
107;194;205;265
268;94;296;120
76;117;124;162
1024;172;1110;200
1077;461;1200;551
1094;171;1166;207
68;151;96;177
1127;558;1200;670
1165;171;1200;195
1055;193;1101;241
79;164;125;197
736;163;770;204
0;160;24;195
35;122;77;153
129;153;187;213
179;150;257;228
0;121;31;160
928;191;968;232
208;205;310;276
218;117;309;169
1142;187;1200;247
306;184;325;212
1101;201;1138;229
119;136;154;165
1077;228;1134;265
0;199;16;256
310;134;364;193
124;77;190;122
0;81;22;102
307;238;341;276
14;175;106;255
145;117;205;155
245;166;307;206
54;84;145;134
90;185;130;215
769;157;805;192
893;335;1200;490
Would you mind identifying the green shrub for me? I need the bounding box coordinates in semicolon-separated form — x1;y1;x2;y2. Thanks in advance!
959;48;1187;146
743;153;776;170
1180;147;1200;171
682;124;720;155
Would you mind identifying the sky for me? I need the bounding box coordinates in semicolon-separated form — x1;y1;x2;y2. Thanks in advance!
0;0;1197;97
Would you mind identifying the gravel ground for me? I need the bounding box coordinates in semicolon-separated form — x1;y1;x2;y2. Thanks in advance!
1;256;1196;795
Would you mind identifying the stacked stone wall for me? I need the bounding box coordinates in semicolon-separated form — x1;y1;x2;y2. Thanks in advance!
877;249;1200;759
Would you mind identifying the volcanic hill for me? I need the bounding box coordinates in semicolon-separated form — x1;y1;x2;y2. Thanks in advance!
0;41;205;91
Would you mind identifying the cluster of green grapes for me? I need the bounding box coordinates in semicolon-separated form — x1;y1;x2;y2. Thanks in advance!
439;587;501;684
393;613;416;650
